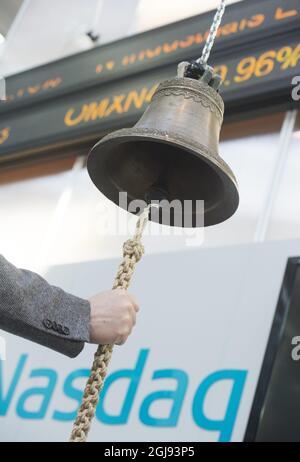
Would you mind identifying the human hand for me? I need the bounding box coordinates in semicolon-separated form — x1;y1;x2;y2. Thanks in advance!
89;289;139;345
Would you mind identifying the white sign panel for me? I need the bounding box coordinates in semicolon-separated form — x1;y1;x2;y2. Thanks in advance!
0;240;299;442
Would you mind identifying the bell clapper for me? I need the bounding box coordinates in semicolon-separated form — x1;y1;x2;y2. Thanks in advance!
144;186;168;204
144;186;168;222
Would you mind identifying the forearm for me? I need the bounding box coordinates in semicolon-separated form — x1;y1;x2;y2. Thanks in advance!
0;255;90;358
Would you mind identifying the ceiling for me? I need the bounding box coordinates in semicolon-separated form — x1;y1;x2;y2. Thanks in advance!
0;0;23;36
0;0;242;76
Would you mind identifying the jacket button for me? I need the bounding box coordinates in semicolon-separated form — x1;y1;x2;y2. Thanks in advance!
56;324;63;334
62;326;70;336
43;319;53;330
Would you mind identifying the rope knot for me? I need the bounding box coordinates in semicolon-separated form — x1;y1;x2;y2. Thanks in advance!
123;239;144;262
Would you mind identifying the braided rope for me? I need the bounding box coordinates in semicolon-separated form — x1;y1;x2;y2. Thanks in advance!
69;208;150;442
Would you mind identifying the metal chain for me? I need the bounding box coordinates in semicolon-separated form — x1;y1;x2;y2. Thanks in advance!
197;0;226;65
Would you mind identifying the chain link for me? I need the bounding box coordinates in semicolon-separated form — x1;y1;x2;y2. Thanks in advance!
197;0;226;66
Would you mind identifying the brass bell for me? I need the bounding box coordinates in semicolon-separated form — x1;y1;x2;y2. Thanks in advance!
87;69;239;228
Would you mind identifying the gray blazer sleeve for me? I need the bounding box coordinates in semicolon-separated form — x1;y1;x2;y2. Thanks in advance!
0;255;90;358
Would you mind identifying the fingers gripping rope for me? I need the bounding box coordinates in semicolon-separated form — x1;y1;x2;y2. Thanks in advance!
69;207;151;442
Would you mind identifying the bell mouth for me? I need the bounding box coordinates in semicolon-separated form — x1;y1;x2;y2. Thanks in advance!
87;130;239;228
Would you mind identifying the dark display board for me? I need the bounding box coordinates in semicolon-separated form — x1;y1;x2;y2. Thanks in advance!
0;0;299;164
245;258;300;442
